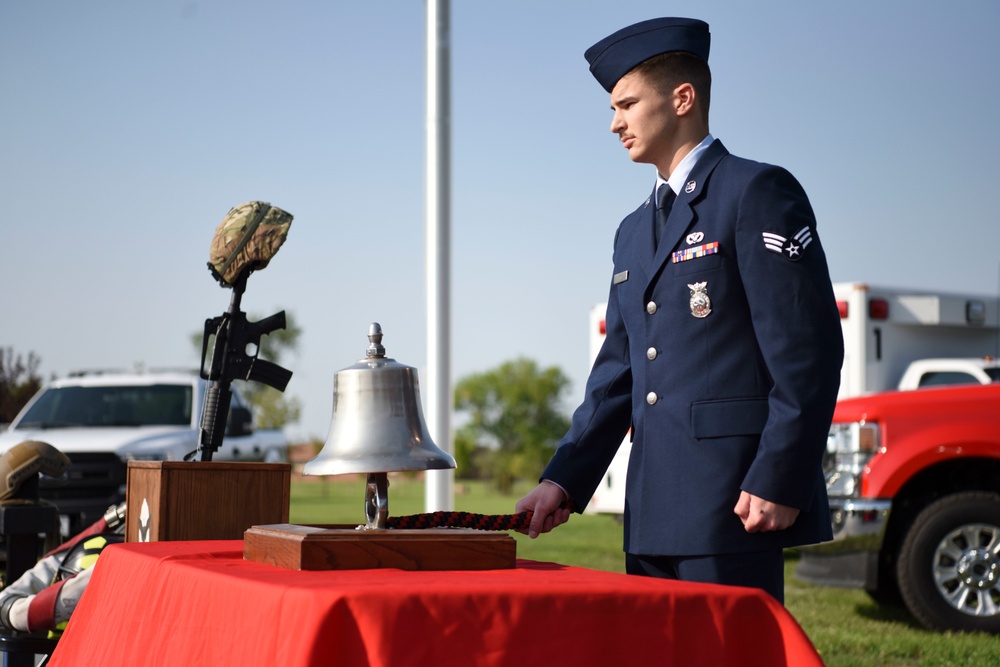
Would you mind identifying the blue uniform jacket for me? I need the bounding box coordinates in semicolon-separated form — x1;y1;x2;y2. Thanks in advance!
543;139;844;556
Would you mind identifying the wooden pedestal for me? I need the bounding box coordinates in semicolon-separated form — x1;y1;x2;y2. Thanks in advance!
126;461;290;542
244;524;516;571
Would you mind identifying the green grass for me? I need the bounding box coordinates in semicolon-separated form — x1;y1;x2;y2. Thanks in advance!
785;557;1000;666
290;476;1000;666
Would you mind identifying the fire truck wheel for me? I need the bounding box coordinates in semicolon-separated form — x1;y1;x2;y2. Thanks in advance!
897;491;1000;633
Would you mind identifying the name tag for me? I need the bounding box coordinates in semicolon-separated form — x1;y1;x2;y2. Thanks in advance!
672;242;719;264
613;270;629;284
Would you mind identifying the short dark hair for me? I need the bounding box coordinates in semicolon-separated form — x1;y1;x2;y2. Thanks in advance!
632;51;711;121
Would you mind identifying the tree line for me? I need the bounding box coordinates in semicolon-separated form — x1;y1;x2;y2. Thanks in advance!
0;348;43;424
453;357;571;494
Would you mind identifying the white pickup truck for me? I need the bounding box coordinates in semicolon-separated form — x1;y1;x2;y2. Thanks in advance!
0;370;288;536
896;356;1000;390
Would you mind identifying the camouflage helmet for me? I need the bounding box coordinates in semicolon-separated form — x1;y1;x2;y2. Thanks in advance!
208;201;293;286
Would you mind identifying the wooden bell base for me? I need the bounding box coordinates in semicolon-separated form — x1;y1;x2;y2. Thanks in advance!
243;523;516;571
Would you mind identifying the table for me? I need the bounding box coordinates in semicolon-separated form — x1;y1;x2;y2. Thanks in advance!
48;541;823;666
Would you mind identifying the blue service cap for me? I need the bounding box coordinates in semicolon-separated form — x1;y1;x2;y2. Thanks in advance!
585;17;711;93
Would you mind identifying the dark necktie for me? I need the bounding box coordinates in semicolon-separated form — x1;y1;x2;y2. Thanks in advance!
654;184;676;249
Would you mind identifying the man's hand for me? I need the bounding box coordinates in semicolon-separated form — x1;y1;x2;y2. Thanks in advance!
515;481;572;539
734;490;799;533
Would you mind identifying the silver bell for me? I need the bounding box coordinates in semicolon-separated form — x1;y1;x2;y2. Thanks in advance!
303;323;456;477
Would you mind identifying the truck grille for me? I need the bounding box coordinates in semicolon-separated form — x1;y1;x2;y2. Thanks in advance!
39;452;126;537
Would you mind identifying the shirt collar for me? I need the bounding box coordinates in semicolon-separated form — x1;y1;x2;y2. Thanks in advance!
656;133;714;196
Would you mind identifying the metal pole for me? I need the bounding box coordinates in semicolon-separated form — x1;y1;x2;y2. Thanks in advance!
424;0;453;512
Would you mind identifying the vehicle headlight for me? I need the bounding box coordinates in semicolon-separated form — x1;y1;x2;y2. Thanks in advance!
824;421;880;497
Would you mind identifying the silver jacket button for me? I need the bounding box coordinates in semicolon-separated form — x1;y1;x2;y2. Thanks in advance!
646;392;658;405
647;347;657;360
646;301;657;314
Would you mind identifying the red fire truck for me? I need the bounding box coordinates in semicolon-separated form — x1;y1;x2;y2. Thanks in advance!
797;382;1000;633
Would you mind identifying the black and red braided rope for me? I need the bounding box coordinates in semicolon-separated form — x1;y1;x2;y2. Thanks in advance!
385;501;573;531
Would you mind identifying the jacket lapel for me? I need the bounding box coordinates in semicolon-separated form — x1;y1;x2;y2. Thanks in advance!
636;189;657;272
646;140;729;288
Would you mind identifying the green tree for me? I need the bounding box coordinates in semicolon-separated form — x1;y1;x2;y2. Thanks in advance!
454;358;571;494
192;310;302;429
0;348;43;423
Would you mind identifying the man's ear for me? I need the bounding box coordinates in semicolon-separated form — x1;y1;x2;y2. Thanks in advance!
674;82;696;117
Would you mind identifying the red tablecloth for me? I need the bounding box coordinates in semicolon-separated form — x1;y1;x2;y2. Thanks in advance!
49;541;823;667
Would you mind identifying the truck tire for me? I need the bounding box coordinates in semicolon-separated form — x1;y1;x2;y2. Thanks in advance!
897;491;1000;633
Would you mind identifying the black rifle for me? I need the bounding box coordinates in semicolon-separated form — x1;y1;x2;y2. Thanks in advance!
195;269;292;462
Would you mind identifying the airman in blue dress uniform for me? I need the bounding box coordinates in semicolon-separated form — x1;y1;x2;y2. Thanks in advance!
516;18;844;602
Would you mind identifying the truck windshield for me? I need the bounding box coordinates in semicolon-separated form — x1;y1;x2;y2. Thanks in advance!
918;369;1000;388
16;385;193;428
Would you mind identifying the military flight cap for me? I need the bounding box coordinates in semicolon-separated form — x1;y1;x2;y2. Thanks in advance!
584;17;711;92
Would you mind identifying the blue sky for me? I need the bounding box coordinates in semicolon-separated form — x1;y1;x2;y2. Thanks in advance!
3;0;999;443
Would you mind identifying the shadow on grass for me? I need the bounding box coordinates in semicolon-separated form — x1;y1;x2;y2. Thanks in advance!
852;599;925;630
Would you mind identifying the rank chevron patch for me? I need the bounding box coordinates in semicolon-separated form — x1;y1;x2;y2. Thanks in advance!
762;226;813;261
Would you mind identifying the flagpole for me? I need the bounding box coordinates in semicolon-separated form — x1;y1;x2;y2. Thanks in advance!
424;0;453;512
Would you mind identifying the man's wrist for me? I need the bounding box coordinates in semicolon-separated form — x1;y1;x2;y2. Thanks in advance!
541;479;570;504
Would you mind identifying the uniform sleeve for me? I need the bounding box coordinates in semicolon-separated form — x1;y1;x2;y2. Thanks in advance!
734;166;844;509
542;227;634;510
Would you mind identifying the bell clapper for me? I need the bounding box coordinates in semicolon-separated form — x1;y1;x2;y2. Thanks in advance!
364;472;390;530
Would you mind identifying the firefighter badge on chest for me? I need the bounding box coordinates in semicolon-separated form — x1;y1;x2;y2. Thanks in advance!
688;281;712;318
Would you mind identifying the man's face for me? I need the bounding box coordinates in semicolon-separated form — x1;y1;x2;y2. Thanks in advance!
609;70;676;168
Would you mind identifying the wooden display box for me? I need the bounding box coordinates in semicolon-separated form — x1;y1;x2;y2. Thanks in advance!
244;524;516;571
126;461;290;542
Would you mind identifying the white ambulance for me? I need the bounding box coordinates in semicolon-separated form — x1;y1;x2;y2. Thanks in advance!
585;282;1000;515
